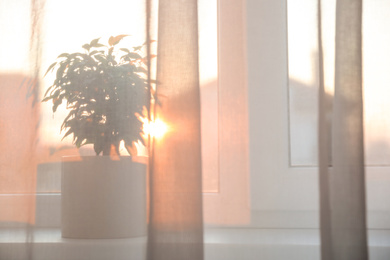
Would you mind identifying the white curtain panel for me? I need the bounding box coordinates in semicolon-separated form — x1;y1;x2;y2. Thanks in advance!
318;0;369;259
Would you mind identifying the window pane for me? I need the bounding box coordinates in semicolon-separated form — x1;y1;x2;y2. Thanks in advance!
288;0;390;166
199;0;219;192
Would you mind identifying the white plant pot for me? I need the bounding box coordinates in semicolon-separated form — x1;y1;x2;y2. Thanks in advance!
61;156;146;239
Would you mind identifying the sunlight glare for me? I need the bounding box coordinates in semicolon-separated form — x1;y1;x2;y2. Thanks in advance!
143;119;168;139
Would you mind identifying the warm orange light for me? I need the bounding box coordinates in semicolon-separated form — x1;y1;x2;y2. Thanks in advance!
143;119;168;139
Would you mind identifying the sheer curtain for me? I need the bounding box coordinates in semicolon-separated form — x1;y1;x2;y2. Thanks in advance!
147;0;204;260
0;0;373;259
318;0;368;259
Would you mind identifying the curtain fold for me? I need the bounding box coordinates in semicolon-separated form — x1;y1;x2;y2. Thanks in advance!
318;0;368;259
147;0;204;260
317;0;331;258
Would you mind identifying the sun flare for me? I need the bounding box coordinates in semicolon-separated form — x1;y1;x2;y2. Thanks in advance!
143;119;168;139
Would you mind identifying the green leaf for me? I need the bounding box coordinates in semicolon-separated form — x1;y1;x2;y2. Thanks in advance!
75;136;84;148
50;88;60;99
145;39;156;44
108;47;114;56
56;61;68;79
89;37;101;46
68;52;84;60
61;127;74;140
138;133;146;146
44;62;57;77
120;48;130;53
89;50;100;56
57;53;69;58
135;67;147;73
52;98;62;113
61;110;76;130
93;43;105;48
43;85;54;98
95;55;106;64
127;53;142;59
94;138;104;155
80;138;94;147
41;95;53;102
108;34;129;46
124;141;137;156
82;44;90;50
108;36;115;46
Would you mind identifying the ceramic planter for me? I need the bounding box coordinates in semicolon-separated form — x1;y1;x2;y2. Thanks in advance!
61;156;146;239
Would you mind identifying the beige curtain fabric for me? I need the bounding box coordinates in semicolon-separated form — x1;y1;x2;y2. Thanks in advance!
146;0;204;260
317;0;332;258
318;0;369;259
0;0;44;259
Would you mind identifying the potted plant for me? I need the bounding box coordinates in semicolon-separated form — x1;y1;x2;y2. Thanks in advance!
43;35;150;239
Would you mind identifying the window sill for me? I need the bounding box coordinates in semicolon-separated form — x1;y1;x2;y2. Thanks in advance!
1;228;390;260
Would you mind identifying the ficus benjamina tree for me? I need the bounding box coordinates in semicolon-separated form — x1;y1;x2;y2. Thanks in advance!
42;35;154;156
